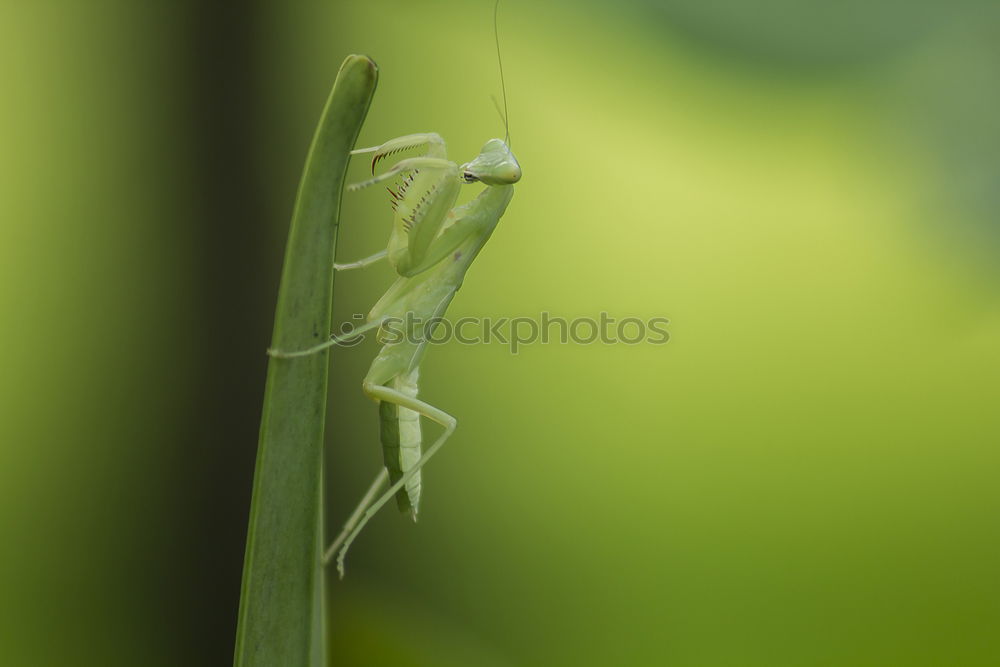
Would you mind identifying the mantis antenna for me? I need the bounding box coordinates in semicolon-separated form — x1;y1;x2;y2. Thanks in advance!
491;95;507;131
494;0;511;148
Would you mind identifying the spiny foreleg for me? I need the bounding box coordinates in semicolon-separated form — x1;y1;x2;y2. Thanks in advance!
351;133;447;174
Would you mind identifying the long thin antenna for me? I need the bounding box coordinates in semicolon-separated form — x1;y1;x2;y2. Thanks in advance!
494;0;511;148
490;95;507;126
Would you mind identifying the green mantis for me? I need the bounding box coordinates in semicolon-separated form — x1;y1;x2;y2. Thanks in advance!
269;130;521;575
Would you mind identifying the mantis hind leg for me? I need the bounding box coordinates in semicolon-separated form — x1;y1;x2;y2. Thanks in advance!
326;380;457;577
324;468;389;565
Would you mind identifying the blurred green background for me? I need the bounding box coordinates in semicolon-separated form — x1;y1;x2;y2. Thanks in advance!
2;1;999;665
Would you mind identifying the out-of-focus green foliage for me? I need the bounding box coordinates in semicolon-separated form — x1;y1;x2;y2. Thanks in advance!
2;1;998;666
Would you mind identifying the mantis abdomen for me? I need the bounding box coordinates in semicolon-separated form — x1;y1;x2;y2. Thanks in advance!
378;368;422;516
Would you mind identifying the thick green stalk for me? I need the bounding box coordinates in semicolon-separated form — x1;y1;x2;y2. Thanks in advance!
234;55;378;667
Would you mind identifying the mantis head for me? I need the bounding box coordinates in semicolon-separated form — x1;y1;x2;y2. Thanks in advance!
460;139;521;186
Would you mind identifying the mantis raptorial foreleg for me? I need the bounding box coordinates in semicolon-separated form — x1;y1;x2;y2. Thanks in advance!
349;156;462;277
350;132;447;166
347;157;456;192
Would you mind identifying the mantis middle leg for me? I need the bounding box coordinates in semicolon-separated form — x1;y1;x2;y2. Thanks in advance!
334;249;387;271
266;314;391;358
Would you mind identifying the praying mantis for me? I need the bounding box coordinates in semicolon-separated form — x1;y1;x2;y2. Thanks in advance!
268;124;521;574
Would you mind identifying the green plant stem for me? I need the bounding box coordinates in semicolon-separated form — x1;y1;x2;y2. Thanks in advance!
233;54;378;667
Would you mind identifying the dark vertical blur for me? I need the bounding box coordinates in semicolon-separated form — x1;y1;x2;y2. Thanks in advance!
0;1;288;664
173;1;274;664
